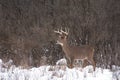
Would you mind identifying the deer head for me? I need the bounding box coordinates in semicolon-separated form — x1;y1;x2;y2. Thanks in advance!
54;28;69;46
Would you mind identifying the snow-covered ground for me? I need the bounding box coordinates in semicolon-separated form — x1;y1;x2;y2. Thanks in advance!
0;59;119;80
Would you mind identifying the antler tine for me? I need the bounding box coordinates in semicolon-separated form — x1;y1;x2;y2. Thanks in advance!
65;27;68;33
60;27;63;32
61;27;69;35
60;27;65;33
67;27;69;34
54;29;62;35
60;27;64;32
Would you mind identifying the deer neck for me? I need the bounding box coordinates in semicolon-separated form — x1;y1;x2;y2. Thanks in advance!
62;41;71;57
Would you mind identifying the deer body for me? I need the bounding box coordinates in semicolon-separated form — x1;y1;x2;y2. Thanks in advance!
54;28;96;71
63;45;94;60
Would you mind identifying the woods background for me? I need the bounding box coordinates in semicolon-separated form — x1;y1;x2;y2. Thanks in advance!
0;0;119;68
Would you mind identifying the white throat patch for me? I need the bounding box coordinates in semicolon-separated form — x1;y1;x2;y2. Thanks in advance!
56;41;63;46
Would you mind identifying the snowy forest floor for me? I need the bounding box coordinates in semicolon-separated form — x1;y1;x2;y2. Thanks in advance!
0;59;120;80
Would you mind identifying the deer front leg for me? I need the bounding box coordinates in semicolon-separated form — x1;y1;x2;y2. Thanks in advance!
70;58;74;68
65;57;71;68
66;57;74;68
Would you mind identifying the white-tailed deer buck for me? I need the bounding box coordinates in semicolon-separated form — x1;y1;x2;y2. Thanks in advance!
54;28;96;71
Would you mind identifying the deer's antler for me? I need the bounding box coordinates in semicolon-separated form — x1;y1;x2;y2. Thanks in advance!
54;27;69;35
54;29;62;35
61;27;69;35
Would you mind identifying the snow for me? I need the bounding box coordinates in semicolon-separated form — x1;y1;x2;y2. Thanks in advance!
0;59;119;80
